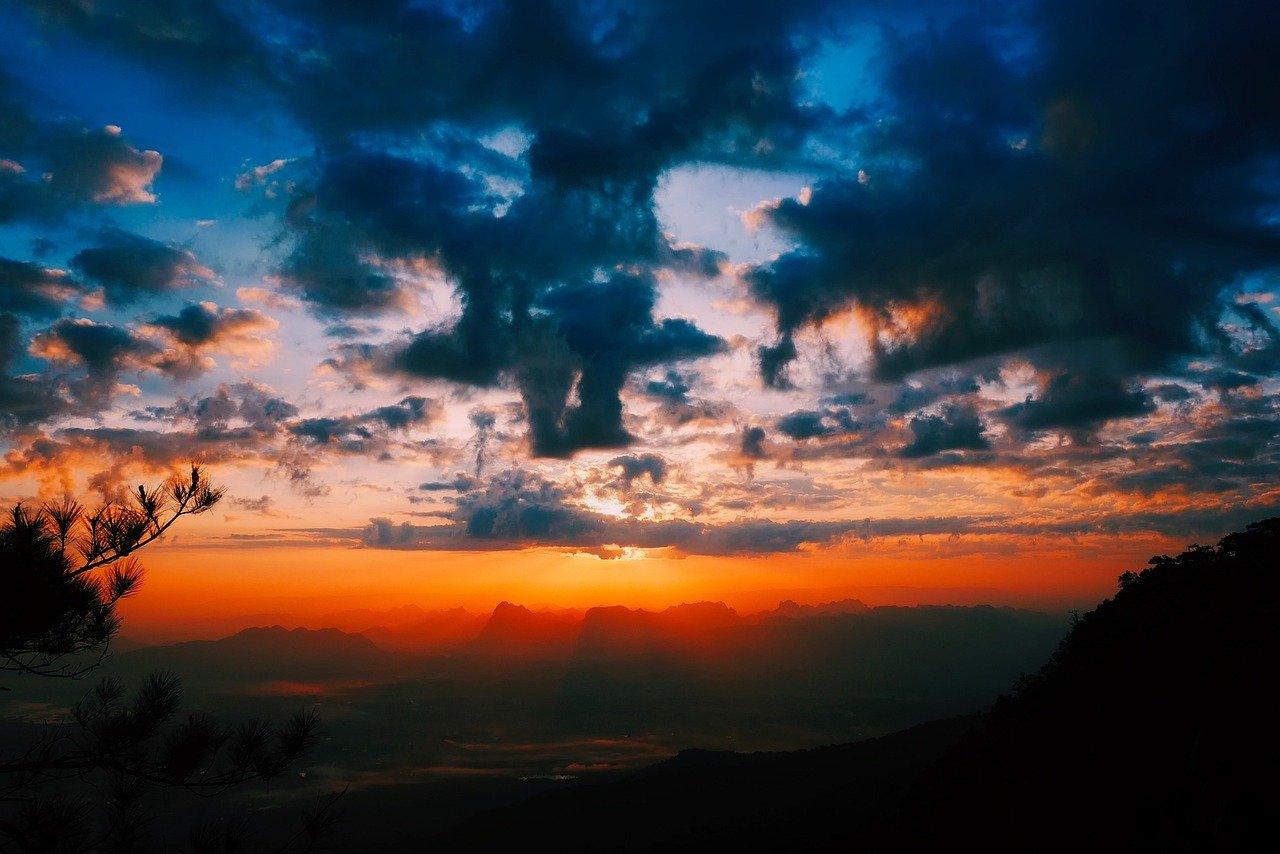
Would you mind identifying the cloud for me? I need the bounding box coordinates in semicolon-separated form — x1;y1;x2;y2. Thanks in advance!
229;494;289;518
739;426;768;460
234;157;293;191
148;302;271;347
71;229;215;306
999;372;1153;437
18;0;267;90
46;124;163;204
0;313;71;432
138;381;300;434
361;517;424;547
347;465;1280;556
113;1;826;456
1;113;167;222
28;317;159;410
777;407;860;441
742;0;1280;396
0;114;165;221
511;273;726;457
145;301;278;378
0;257;88;317
8;0;1278;552
900;404;988;458
235;286;301;311
608;453;668;487
643;370;692;403
418;473;480;493
289;396;443;457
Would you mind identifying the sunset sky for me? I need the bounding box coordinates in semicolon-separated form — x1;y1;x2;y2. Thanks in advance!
2;0;1277;627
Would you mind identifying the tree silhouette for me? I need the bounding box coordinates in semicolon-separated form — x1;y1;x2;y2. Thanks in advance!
2;466;222;680
895;516;1280;851
0;467;335;852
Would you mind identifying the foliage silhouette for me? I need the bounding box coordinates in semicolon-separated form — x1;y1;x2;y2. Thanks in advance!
897;516;1280;851
0;467;335;852
1;467;223;680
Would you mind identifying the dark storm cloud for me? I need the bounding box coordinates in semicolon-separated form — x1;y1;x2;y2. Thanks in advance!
366;396;437;430
141;302;278;379
740;426;768;459
362;517;424;547
608;453;668;487
110;0;828;455
886;374;983;415
512;273;725;456
0;257;88;317
71;230;212;306
148;303;266;347
1203;371;1259;394
1148;383;1194;403
274;148;496;318
34;318;152;373
643;370;692;403
289;396;442;454
777;407;860;440
745;0;1280;401
1000;373;1153;436
900;404;988;458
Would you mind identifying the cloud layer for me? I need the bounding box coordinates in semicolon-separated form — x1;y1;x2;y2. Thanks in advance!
1;0;1277;565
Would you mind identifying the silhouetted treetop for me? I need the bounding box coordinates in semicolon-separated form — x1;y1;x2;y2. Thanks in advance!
1;465;224;679
1;467;335;852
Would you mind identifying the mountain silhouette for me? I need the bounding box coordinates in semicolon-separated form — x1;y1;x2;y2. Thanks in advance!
115;625;391;684
361;607;488;652
574;602;742;660
754;598;871;620
429;518;1280;852
465;601;582;659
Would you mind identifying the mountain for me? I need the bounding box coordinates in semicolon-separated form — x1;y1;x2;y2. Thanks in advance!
464;602;582;659
362;607;487;652
754;598;871;620
574;601;742;660
575;605;668;658
113;625;391;685
428;518;1280;851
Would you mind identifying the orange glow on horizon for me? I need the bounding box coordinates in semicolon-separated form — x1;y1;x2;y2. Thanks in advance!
115;533;1180;641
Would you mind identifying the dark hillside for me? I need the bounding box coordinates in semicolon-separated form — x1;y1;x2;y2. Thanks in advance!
899;517;1280;851
430;518;1280;852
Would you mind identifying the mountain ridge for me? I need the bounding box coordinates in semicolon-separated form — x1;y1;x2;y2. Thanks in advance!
427;517;1280;851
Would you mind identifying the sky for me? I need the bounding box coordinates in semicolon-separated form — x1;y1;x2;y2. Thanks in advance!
2;0;1278;625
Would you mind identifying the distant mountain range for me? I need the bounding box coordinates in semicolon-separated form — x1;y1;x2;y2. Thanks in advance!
114;624;392;685
428;518;1280;851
